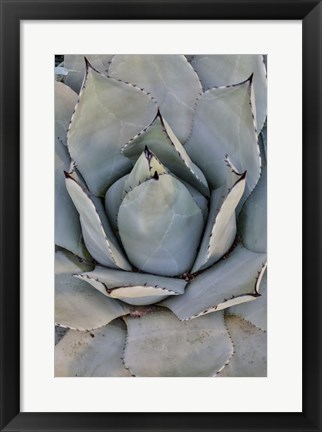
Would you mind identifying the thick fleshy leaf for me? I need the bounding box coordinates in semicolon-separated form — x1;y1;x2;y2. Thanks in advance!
122;114;209;196
191;55;267;132
216;315;267;377
64;54;113;93
106;165;208;226
65;173;131;270
79;266;187;293
123;309;232;377
228;269;267;331
163;245;266;320
77;266;186;306
55;320;131;377
224;156;249;214
181;181;209;222
55;82;87;258
55;81;77;147
55;250;130;330
191;172;246;272
104;174;129;232
238;166;267;253
225;155;246;189
118;174;204;276
108;55;202;143
123;147;167;193
185;78;261;198
67;61;158;196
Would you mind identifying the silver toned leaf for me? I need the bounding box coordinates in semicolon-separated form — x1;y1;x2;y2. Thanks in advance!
55;81;77;147
123;147;167;193
238;166;267;253
191;54;267;132
216;315;267;377
122;114;209;196
191;172;246;272
108;54;202;143
123;309;232;376
55;250;130;331
65;173;132;270
64;54;113;93
180;180;209;222
55;82;87;258
55;320;131;377
118;174;204;276
184;78;261;199
76;266;186;306
227;269;267;331
67;61;157;196
104;174;129;233
163;245;266;320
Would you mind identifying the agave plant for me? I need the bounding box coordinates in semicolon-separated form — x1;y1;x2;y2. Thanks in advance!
55;54;267;377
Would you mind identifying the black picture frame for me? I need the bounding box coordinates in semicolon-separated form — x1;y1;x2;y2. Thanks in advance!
1;1;321;431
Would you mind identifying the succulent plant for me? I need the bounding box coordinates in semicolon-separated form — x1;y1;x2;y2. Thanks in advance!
55;54;267;377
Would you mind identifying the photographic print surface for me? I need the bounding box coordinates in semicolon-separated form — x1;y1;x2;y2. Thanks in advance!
54;55;267;377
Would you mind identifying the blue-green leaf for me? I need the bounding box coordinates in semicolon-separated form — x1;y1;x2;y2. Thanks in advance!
118;173;204;276
122;114;209;196
216;315;267;377
191;54;267;132
64;54;113;93
55;320;131;377
181;180;209;222
55;81;77;147
67;61;157;196
104;174;129;233
77;266;186;306
55;82;87;258
227;269;267;331
123;147;167;193
185;78;261;199
65;173;132;270
191;172;246;272
55;250;130;331
108;55;202;143
163;245;266;320
238;166;267;253
123;309;232;376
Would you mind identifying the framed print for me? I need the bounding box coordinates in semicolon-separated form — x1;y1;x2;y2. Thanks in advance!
1;0;321;431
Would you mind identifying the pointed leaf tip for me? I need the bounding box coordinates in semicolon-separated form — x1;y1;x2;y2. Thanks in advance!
84;57;104;76
144;145;153;166
123;113;210;196
108;55;202;142
67;66;157;195
63;170;72;179
84;56;93;72
234;73;253;87
238;171;247;181
84;56;90;68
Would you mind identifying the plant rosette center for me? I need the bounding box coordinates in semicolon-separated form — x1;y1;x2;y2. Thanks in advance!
55;54;267;377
